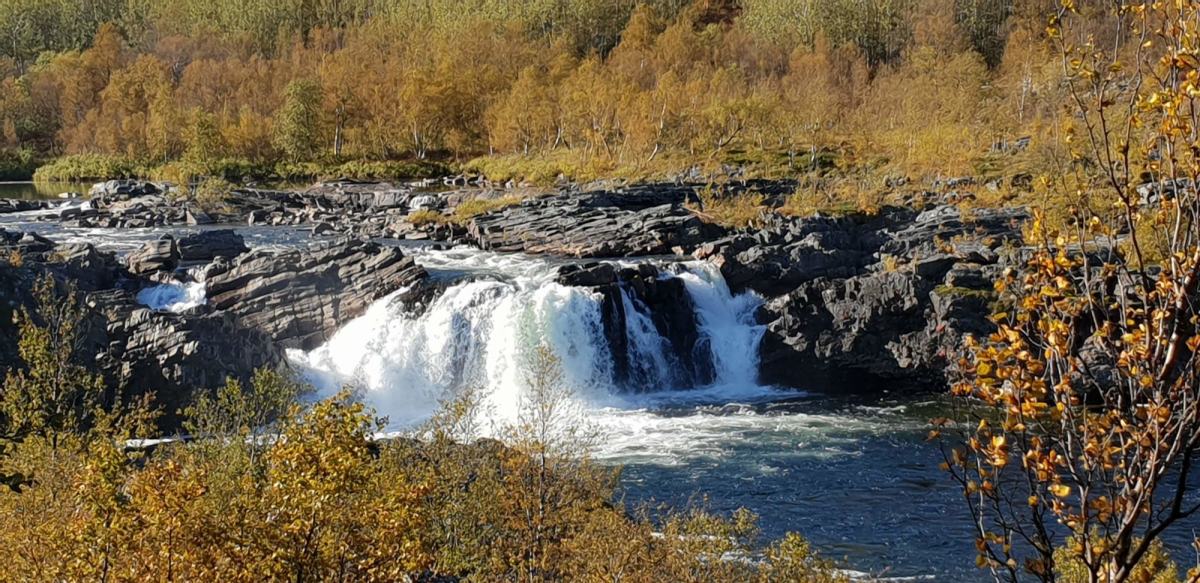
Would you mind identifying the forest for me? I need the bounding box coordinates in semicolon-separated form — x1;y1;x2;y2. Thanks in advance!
0;0;1069;191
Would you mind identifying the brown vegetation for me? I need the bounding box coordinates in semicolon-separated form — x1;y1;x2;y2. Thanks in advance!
0;0;1090;189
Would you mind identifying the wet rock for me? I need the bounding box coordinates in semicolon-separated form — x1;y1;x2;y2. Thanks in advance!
556;263;617;286
205;238;428;349
557;262;711;388
0;198;52;214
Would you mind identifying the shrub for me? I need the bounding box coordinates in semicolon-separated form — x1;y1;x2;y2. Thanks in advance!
33;154;139;182
190;177;235;209
689;184;767;228
329;159;452;181
407;209;446;227
0;148;38;180
450;195;523;224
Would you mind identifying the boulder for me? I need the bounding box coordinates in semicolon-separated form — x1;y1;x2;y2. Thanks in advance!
186;209;214;225
126;235;180;275
177;229;249;261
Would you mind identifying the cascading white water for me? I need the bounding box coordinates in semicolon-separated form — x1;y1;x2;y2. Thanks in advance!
136;281;207;312
289;249;768;430
674;262;765;388
619;286;681;388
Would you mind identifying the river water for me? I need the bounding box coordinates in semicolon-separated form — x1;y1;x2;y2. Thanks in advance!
6;206;1183;581
0;181;92;199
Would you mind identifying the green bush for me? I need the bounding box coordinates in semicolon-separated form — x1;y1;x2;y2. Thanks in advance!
326;159;453;181
450;195;523;224
0;148;39;180
33;154;139;182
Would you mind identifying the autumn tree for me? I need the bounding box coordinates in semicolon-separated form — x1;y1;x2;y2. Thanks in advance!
273;77;323;162
940;2;1200;582
0;276;106;442
957;0;1015;68
487;65;560;155
183;108;222;164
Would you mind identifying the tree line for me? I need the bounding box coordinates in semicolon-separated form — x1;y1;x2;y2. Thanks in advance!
0;0;1080;184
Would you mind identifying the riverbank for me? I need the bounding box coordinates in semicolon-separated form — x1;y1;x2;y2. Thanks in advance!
0;178;1031;407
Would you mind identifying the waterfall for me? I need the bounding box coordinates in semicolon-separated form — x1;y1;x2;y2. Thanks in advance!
674;262;764;388
619;286;681;389
289;250;765;429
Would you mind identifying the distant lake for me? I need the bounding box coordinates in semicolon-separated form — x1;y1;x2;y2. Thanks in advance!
0;181;93;200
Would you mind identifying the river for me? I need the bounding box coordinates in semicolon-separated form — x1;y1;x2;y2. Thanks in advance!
0;206;1124;581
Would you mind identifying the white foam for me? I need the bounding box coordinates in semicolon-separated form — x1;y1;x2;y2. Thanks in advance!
289;249;771;436
136;281;206;312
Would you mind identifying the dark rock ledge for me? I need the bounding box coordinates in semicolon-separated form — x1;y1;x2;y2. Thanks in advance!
0;228;426;428
695;205;1030;391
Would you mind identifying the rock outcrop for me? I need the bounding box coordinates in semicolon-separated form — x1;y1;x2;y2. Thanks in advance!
177;229;249;262
88;290;284;426
126;235;181;275
0;230;423;429
698;205;1029;391
205;238;428;349
467;185;725;257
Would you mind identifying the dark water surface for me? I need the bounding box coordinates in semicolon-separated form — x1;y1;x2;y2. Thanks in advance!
0;181;91;199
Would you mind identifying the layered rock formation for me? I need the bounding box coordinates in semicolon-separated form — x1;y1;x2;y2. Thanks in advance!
0;229;424;428
467;185;725;256
205;238;427;349
2;178;1039;402
694;205;1029;390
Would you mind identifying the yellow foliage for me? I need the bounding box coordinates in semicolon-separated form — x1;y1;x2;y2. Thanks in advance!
451;195;524;224
690;184;767;228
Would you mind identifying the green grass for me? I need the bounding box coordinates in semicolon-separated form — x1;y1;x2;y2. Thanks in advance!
34;155;454;185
